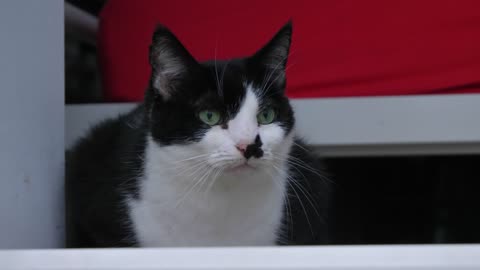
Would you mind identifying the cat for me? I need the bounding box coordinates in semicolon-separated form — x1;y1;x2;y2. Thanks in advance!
66;22;330;247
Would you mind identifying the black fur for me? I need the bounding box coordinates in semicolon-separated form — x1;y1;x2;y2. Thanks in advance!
66;106;147;247
244;135;264;159
66;22;330;247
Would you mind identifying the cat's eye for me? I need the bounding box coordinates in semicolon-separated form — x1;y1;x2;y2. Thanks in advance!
199;110;221;126
257;108;276;125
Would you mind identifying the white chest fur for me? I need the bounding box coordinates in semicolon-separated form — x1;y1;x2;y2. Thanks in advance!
128;140;288;247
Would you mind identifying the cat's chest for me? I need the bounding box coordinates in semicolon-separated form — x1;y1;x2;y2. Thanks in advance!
127;170;287;247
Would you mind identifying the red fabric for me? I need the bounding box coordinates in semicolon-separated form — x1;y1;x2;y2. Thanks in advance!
98;0;480;102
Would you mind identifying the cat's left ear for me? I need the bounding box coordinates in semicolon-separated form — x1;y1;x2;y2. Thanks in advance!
149;25;199;99
249;21;292;90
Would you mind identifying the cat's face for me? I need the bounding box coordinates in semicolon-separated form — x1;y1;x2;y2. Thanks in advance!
146;23;294;175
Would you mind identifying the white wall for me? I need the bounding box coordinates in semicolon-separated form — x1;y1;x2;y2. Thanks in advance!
0;0;64;248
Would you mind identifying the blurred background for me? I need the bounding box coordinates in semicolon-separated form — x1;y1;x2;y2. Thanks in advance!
65;0;104;103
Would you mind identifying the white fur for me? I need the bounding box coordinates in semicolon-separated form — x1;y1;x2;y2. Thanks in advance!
228;89;258;146
129;86;294;247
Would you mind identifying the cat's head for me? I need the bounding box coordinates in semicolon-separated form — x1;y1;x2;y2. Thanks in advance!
145;22;294;175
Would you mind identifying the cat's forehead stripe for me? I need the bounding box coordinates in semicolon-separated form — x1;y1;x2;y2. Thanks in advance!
226;85;260;145
231;85;259;124
243;82;263;104
243;84;259;111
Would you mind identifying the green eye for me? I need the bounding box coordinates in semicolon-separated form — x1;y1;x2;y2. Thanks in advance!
257;108;276;125
199;110;221;126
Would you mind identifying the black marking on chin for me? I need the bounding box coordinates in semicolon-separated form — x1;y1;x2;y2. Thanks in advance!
244;135;264;159
221;123;228;129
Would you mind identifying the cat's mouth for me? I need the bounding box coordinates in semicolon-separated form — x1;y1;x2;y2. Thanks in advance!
227;161;256;172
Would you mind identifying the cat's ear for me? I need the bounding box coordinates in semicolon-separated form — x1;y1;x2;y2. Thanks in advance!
250;21;292;89
149;25;199;99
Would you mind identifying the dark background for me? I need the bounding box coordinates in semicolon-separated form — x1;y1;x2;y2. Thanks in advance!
325;156;480;244
66;0;480;245
65;0;104;104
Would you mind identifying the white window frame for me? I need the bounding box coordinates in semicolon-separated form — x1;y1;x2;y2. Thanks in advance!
2;245;480;270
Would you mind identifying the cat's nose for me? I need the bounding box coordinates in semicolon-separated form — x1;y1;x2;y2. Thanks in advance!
236;143;264;159
235;144;248;154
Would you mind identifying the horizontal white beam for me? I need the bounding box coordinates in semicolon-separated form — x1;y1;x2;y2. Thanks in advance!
1;245;480;270
66;94;480;156
293;94;480;145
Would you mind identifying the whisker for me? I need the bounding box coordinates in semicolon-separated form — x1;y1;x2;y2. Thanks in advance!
263;168;293;240
259;49;297;97
272;154;334;184
178;160;210;179
170;153;210;164
197;167;217;195
292;141;311;153
204;167;223;194
214;40;223;98
260;50;294;93
220;60;230;99
175;165;212;208
287;174;320;217
262;62;297;97
273;164;314;236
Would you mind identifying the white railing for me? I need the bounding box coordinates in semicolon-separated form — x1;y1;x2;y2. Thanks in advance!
2;245;480;270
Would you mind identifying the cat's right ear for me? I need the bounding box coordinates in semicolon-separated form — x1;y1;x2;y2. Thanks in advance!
248;21;292;92
149;25;198;99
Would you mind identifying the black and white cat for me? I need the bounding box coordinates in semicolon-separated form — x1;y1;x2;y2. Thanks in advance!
66;22;330;247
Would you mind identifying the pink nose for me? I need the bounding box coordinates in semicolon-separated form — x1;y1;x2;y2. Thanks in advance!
236;144;248;154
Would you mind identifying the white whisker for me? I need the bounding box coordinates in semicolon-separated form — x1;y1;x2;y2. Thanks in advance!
259;50;297;97
272;154;334;184
178;160;210;178
273;164;314;236
263;168;293;240
214;40;223;98
204;167;223;194
175;165;213;208
220;60;230;98
170;153;210;164
262;62;296;96
293;141;311;153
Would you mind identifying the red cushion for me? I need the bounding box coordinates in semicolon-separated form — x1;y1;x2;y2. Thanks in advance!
98;0;480;102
